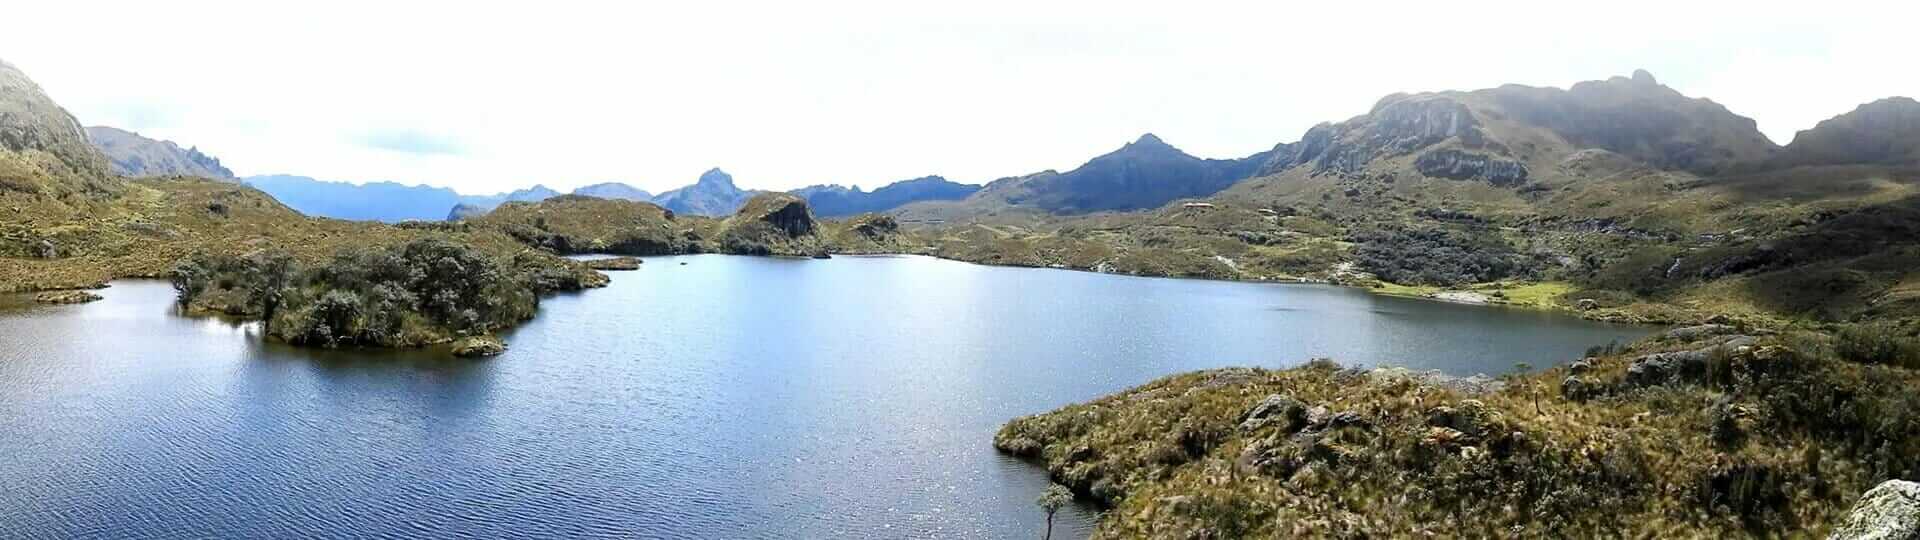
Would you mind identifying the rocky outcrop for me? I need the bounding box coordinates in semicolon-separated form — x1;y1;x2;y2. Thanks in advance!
717;193;821;255
450;335;507;357
1414;149;1529;185
1628;336;1758;386
1829;480;1920;540
746;194;815;237
1661;324;1738;342
848;213;899;240
1239;394;1308;432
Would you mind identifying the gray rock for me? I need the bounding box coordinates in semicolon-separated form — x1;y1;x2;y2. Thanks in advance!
1830;480;1920;540
1624;349;1710;387
1569;358;1597;374
1663;324;1737;342
1414;148;1529;185
1240;394;1308;432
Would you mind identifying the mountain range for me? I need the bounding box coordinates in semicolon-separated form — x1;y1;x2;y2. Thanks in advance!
243;175;560;222
790;176;979;217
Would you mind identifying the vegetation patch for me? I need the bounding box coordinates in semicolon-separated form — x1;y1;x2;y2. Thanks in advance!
171;238;603;348
997;332;1920;537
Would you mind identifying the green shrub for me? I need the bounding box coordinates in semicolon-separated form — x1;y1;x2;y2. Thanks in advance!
1350;224;1541;286
1835;323;1920;368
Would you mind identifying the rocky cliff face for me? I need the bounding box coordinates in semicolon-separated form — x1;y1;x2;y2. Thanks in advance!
718;192;820;255
1413;149;1529;185
733;192;815;237
1773;97;1920;168
85;126;235;179
0;58;116;197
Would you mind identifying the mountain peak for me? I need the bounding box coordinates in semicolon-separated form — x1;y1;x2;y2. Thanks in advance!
1630;69;1658;85
1131;133;1169;147
698;168;735;187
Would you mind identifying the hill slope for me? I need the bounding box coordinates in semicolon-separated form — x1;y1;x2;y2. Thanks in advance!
0;58;117;200
1772;97;1920;168
85;126;235;179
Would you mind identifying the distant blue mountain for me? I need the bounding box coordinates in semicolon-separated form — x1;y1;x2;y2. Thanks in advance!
571;182;653;201
790;175;979;217
243;175;558;222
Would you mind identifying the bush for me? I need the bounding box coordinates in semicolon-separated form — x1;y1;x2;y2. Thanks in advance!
1835;323;1920;368
1350;224;1541;286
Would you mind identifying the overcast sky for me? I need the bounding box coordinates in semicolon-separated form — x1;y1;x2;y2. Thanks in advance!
3;1;1912;195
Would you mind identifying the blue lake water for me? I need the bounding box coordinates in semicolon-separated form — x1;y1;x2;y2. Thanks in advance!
0;254;1652;538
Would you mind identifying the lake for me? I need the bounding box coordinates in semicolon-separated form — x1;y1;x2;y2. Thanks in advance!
0;254;1651;538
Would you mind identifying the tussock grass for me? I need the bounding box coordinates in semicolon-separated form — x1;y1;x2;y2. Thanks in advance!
997;338;1920;537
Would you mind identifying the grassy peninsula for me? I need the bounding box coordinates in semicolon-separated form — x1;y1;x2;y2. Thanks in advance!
997;325;1920;537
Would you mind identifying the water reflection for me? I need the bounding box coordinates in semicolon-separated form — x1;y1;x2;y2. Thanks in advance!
0;256;1652;538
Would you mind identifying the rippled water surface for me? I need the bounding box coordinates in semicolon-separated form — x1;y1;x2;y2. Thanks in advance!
0;255;1652;538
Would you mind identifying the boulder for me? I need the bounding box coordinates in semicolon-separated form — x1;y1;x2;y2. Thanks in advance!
450;335;507;358
1663;324;1737;342
1561;376;1600;401
1829;480;1920;540
1240;394;1309;432
1569;358;1597;374
1576;298;1600;311
33;290;101;304
1425;401;1502;440
1624;349;1710;387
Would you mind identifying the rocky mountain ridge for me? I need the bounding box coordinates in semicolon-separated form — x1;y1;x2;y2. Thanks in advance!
84;126;235;179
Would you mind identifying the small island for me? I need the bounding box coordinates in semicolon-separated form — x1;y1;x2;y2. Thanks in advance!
33;290;102;305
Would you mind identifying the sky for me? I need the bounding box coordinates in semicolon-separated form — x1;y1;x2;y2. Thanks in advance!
3;1;1913;195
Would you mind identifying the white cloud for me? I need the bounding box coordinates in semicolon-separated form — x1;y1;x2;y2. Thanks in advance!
4;0;1912;194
